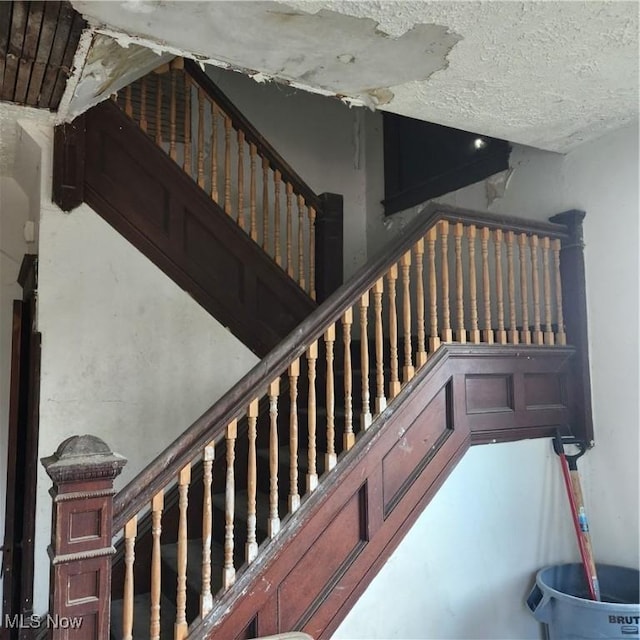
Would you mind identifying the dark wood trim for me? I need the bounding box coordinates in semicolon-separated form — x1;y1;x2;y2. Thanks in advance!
183;59;322;212
42;436;126;640
82;100;316;358
436;203;570;239
2;256;40;639
314;192;343;302
52;114;85;212
384;154;510;216
112;201;574;532
2;301;24;638
187;344;578;639
549;209;594;444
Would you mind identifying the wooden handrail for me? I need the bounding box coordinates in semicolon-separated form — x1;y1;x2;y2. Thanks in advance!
184;59;322;213
112;202;570;531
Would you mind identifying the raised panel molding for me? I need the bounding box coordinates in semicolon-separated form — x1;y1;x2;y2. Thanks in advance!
278;485;368;632
382;382;453;517
191;346;577;640
465;374;514;414
524;372;565;409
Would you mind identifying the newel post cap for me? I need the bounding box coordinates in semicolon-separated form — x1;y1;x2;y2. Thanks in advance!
41;434;127;484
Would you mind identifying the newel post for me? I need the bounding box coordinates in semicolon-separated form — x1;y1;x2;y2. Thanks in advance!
52;115;86;213
549;209;594;444
315;192;344;302
41;436;126;640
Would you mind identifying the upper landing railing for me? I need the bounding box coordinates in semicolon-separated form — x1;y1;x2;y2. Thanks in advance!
113;58;342;302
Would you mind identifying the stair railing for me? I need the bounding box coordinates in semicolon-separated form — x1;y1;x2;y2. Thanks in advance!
113;58;342;301
43;204;588;640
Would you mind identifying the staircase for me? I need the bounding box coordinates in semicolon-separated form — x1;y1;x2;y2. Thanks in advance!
49;58;593;640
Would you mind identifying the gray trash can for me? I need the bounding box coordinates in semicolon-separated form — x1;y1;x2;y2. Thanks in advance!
526;564;639;639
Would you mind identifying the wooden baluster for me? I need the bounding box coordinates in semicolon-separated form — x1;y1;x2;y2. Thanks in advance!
175;463;191;640
440;221;453;342
268;378;281;537
414;239;427;366
427;227;440;352
387;264;401;398
286;183;294;277
140;76;148;133
359;292;372;429
125;84;133;118
530;235;543;345
298;195;306;290
200;444;214;616
542;236;555;345
518;233;531;344
400;251;414;381
223;420;236;590
224;115;232;215
506;231;519;344
183;74;191;177
372;278;387;414
309;206;317;300
307;341;318;491
197;88;205;189
250;143;258;241
262;157;269;251
150;493;163;640
274;171;282;266
342;308;355;449
481;227;494;343
324;324;337;470
123;517;137;640
467;225;480;343
210;103;218;201
494;229;507;344
169;67;177;161
246;399;259;563
288;359;300;511
454;222;466;343
237;130;245;230
155;73;162;146
553;238;567;345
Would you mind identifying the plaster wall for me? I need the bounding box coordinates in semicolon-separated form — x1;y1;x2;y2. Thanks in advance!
0;177;31;609
335;122;639;638
334;439;576;640
30;126;258;613
205;67;381;278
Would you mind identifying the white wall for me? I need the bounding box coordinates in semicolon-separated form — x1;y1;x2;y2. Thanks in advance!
206;67;382;279
334;439;576;640
335;122;639;639
29;124;258;613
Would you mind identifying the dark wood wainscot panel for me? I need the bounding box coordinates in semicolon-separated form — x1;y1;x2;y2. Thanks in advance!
81;101;317;357
190;344;579;640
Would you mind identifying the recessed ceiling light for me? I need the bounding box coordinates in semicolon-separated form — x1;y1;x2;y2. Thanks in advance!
473;138;487;150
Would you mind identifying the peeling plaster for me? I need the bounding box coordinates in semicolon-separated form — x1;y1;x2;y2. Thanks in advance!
70;0;639;152
72;1;461;109
60;33;173;122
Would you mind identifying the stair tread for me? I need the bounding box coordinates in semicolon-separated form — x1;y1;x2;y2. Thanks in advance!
111;592;175;640
161;539;225;593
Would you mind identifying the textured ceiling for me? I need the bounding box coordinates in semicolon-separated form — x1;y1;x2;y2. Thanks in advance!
62;1;640;151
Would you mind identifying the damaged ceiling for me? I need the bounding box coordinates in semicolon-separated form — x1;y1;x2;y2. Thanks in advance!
69;0;639;153
0;1;86;110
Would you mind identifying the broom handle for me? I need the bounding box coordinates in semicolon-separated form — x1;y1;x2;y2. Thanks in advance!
558;452;600;600
569;467;600;600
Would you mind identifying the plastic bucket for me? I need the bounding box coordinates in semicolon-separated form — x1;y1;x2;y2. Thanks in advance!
526;564;640;639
